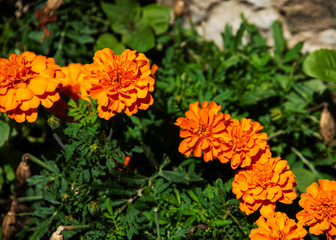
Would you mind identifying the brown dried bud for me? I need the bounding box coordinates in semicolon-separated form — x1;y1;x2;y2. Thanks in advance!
1;199;17;240
46;0;63;11
50;231;64;240
320;103;335;144
16;156;31;186
174;0;185;17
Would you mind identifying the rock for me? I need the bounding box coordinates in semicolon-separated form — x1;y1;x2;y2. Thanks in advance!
244;0;272;9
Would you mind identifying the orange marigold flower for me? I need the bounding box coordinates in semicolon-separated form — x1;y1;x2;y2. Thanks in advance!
249;211;307;240
82;48;155;120
296;179;336;239
220;118;268;169
0;51;64;123
232;153;297;217
175;101;231;162
60;63;89;101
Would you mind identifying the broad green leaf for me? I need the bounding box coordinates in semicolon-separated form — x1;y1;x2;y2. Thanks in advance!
292;167;318;193
303;79;327;95
101;0;140;24
121;19;155;52
142;4;171;35
303;49;336;82
0;120;10;147
94;33;125;54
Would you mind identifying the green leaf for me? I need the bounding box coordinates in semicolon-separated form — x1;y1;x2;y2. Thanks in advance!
303;79;327;95
292;167;318;193
158;170;189;184
142;4;171;35
283;41;303;63
29;212;58;240
101;0;140;25
121;19;155;52
272;21;286;59
0;120;10;147
303;49;336;82
94;33;125;54
4;164;15;182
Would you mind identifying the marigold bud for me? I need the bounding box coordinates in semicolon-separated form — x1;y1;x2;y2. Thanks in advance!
320;103;335;144
88;201;100;217
48;116;61;130
16;156;31;186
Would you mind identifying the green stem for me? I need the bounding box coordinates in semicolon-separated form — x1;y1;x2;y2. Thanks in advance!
0;195;43;205
17;195;44;202
291;147;321;178
23;153;54;173
268;129;284;140
66;225;90;231
153;208;161;240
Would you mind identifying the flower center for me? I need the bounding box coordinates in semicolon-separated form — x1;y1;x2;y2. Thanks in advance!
197;123;210;138
230;126;251;152
252;162;273;187
2;60;34;88
107;66;136;89
312;192;336;218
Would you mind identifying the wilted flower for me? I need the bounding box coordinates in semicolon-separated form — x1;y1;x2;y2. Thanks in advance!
175;101;231;162
0;51;64;122
232;152;297;217
220;118;268;169
82;48;155;120
249;211;307;240
320;103;335;144
296;179;336;240
1;199;17;240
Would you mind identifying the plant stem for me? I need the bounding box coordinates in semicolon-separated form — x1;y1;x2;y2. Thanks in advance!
268;129;284;140
18;195;44;202
22;153;54;173
291;147;321;178
153;208;161;240
52;133;67;150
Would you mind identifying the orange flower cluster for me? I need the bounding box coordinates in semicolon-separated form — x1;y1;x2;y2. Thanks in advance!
174;101;231;162
0;51;64;122
82;48;155;120
175;101;297;218
249;211;307;240
0;48;156;123
175;101;267;168
232;153;297;217
296;179;336;240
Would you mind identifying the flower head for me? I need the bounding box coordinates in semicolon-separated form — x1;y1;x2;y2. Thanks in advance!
0;51;64;122
175;101;231;162
232;152;297;217
82;48;155;120
221;118;268;169
249;211;307;240
60;63;89;101
296;179;336;239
